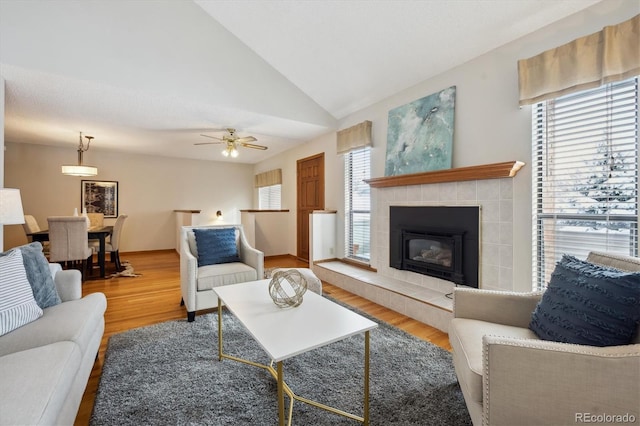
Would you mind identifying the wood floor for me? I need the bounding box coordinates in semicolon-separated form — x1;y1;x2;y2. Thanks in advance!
75;250;451;425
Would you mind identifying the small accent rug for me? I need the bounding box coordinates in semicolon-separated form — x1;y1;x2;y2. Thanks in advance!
90;300;471;425
108;261;141;278
264;267;275;278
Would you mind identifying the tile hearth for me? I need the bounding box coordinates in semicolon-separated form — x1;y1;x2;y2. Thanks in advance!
312;261;453;332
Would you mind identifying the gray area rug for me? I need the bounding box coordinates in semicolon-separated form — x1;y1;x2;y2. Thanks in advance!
91;299;472;425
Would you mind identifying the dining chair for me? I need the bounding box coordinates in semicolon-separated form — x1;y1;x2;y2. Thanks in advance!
22;214;50;255
86;212;104;252
90;214;128;271
47;216;94;280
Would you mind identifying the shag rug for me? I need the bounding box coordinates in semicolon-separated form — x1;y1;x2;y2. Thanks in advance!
90;301;471;425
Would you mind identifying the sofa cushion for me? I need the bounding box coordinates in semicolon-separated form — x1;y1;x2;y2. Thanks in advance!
449;318;538;403
1;242;61;309
193;228;240;267
196;262;257;291
0;292;107;357
530;255;640;347
0;250;44;336
0;341;81;426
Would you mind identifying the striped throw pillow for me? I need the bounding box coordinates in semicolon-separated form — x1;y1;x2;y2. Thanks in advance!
0;250;43;336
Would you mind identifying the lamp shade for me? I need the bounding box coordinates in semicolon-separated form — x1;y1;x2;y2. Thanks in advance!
61;165;98;177
0;188;25;225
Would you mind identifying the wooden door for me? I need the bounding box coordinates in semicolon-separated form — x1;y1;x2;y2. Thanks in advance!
297;153;324;261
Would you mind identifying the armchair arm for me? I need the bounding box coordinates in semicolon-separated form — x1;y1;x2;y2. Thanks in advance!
179;242;198;311
238;233;264;280
454;288;542;328
483;335;640;425
50;263;82;302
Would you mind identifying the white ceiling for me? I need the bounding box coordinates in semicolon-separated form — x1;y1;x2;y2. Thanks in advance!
1;0;601;164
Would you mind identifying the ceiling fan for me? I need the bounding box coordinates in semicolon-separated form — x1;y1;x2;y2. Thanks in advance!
195;128;267;158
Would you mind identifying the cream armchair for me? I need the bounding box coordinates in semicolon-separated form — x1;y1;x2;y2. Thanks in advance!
180;225;264;322
449;251;640;426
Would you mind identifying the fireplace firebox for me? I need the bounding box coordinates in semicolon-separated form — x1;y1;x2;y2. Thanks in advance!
390;206;479;288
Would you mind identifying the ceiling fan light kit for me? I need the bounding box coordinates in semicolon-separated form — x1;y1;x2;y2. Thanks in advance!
196;128;267;158
61;132;98;176
222;144;239;158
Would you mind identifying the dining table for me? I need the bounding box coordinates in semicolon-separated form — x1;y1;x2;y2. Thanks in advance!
29;226;114;278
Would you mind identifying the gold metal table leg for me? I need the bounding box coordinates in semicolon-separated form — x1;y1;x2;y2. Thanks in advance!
364;330;370;426
277;361;285;426
217;299;223;361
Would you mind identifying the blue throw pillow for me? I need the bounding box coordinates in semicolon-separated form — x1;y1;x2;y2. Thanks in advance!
530;255;640;347
0;242;61;309
193;228;240;267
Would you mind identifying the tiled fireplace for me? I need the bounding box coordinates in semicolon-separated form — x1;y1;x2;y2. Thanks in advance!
312;161;523;332
375;177;515;294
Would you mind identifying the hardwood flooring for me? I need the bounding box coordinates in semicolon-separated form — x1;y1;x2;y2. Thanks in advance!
75;250;451;425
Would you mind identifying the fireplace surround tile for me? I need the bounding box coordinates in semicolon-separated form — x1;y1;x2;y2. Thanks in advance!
313;176;516;331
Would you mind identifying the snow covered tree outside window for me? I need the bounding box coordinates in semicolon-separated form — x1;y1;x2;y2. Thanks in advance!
532;77;639;289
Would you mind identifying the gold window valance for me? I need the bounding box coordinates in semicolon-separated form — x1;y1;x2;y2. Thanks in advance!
254;169;282;188
518;14;639;106
337;120;372;154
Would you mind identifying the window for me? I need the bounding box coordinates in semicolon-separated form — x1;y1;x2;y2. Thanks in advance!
258;184;281;210
345;147;371;262
532;76;639;289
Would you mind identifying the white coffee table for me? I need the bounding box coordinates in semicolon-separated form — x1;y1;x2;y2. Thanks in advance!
214;279;378;426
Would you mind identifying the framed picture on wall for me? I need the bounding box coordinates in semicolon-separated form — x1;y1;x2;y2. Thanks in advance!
81;180;119;218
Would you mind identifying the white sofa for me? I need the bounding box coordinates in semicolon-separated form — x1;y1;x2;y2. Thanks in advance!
180;224;263;321
449;251;640;425
0;263;107;425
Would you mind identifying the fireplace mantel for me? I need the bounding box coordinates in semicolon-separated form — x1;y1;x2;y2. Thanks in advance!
365;160;525;188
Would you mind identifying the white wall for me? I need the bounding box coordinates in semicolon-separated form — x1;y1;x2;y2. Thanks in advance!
3;142;254;251
253;131;343;257
255;0;638;289
241;211;290;256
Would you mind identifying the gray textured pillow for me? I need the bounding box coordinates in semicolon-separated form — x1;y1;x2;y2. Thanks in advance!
0;242;61;308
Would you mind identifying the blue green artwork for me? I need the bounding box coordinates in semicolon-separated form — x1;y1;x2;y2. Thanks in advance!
385;86;456;176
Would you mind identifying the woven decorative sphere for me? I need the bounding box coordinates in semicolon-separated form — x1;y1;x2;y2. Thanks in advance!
268;269;308;308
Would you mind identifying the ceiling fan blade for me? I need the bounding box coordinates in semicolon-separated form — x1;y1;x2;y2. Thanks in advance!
235;136;257;144
240;142;268;150
194;141;223;146
200;134;224;141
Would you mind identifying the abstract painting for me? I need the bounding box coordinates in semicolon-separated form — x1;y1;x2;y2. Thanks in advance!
81;180;118;218
385;86;456;176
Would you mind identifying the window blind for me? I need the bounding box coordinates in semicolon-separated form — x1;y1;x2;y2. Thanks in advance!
344;147;371;262
258;184;281;210
532;76;639;289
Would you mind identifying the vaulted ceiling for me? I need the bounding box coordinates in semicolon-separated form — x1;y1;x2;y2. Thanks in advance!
0;0;601;164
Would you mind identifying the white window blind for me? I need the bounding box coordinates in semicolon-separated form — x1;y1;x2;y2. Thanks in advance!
258;184;281;210
532;76;639;289
345;147;371;262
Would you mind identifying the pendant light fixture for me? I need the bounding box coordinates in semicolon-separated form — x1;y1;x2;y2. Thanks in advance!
61;132;98;176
